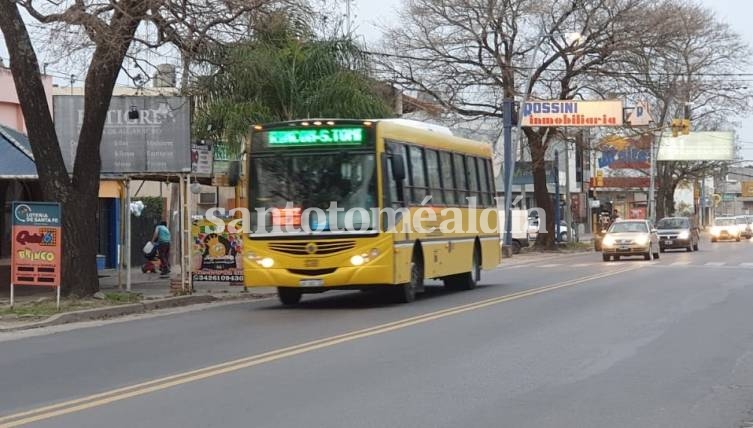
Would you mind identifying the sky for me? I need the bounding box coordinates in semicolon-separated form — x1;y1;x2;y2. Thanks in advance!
2;0;752;158
351;0;753;161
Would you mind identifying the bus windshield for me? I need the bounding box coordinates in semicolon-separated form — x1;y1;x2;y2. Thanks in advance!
251;153;378;231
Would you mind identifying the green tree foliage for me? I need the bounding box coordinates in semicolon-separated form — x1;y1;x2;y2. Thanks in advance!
192;22;392;153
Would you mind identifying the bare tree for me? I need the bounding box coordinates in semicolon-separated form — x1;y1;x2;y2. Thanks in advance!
596;0;753;219
376;0;654;247
0;0;293;296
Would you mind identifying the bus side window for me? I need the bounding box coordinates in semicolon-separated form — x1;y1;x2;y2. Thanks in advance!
466;156;481;205
440;151;456;205
453;153;468;204
386;142;406;207
425;149;443;204
479;157;492;207
408;145;427;203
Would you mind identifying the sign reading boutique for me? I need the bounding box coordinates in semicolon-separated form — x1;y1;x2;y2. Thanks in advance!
521;100;623;127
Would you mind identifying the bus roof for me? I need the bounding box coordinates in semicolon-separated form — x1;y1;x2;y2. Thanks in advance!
252;118;493;158
376;120;493;157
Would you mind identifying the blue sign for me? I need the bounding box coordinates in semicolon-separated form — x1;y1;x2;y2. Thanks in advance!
12;202;61;227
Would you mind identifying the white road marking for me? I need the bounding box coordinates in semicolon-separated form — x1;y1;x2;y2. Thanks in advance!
704;262;725;267
538;264;562;268
671;261;691;266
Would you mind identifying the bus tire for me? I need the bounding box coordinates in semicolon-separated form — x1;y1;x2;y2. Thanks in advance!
277;287;302;306
394;252;422;303
444;243;480;291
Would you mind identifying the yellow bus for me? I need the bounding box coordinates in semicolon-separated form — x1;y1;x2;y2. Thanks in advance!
243;119;500;305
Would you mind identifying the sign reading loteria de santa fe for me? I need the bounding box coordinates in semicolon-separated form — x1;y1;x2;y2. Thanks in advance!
521;100;624;127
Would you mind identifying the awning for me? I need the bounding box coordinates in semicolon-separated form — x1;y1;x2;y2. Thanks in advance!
0;125;37;179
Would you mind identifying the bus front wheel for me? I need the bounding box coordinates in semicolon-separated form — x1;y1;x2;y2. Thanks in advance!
393;254;422;303
277;287;302;306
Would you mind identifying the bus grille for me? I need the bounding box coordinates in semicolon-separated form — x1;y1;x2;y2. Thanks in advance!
288;268;337;276
269;240;356;256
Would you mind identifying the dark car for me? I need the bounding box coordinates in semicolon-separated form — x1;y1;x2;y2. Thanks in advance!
656;216;699;252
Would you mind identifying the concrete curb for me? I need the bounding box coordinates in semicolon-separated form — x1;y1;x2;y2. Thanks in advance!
0;295;223;333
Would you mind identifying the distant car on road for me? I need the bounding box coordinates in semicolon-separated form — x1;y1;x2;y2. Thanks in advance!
656;216;699;252
601;219;660;262
527;217;578;242
710;217;741;242
734;215;752;239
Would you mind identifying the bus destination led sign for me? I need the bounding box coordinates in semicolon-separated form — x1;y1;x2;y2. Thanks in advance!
267;127;365;146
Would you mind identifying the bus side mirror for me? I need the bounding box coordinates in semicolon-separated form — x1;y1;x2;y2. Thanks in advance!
391;154;406;181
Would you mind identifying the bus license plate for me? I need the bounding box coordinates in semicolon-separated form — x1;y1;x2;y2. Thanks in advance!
619;246;629;251
665;240;673;245
300;279;323;287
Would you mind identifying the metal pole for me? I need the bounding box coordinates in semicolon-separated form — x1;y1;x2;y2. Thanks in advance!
56;284;61;311
125;177;132;292
648;130;658;222
565;139;573;242
700;176;705;227
502;98;514;248
555;150;561;242
10;282;13;309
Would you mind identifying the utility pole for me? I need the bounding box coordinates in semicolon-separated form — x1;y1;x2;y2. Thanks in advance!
344;0;353;35
564;139;572;242
502;98;515;253
554;150;561;242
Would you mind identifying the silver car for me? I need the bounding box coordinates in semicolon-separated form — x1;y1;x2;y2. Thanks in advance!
656;216;699;252
601;219;660;262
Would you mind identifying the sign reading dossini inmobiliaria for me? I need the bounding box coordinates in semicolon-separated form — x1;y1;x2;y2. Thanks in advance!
520;100;624;127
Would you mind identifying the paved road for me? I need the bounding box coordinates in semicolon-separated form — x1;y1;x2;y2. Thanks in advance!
2;238;753;427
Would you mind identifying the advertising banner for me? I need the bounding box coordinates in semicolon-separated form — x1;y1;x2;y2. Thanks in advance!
657;132;735;161
54;95;191;174
191;219;244;283
11;202;62;287
521;100;624;127
741;181;753;198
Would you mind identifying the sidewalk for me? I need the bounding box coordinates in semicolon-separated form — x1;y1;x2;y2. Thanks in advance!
97;268;276;300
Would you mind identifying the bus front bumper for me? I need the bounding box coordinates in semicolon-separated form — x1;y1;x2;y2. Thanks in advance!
244;263;394;289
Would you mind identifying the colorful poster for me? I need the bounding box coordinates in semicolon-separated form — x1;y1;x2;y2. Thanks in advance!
191;219;244;283
11;202;62;287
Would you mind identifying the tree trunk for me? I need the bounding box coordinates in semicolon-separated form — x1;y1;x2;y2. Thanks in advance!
528;131;555;248
62;193;101;296
655;164;676;220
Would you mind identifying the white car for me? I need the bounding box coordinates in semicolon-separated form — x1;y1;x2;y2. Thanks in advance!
527;218;578;242
710;217;741;242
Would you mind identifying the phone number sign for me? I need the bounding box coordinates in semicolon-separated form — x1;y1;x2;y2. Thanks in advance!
11;202;62;287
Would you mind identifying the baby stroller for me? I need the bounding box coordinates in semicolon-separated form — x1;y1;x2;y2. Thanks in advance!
141;241;162;273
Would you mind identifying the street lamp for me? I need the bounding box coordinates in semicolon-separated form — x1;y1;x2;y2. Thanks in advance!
502;31;583;249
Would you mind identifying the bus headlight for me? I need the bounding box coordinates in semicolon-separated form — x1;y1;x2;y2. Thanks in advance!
634;235;649;246
678;231;690;240
259;257;275;268
351;249;380;266
602;236;616;247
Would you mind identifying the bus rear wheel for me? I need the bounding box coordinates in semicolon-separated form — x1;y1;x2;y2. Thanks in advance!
444;245;480;291
277;287;302;306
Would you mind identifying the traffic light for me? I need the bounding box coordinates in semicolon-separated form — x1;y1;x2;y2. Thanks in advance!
681;119;690;135
671;119;681;137
671;118;691;137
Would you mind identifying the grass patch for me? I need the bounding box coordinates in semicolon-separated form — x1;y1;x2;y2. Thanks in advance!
104;292;142;304
0;292;143;319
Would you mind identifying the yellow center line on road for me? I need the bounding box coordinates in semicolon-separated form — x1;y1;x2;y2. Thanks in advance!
0;265;643;428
